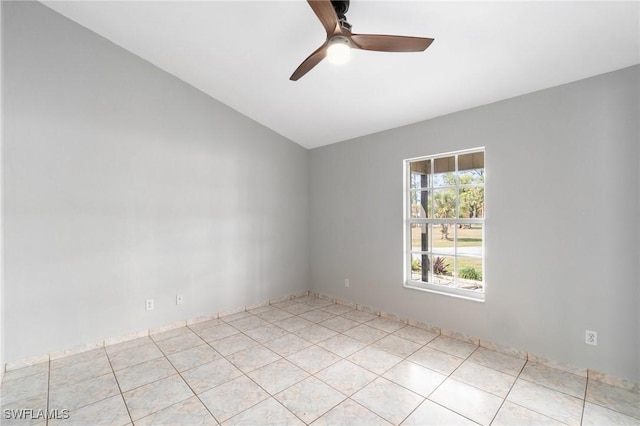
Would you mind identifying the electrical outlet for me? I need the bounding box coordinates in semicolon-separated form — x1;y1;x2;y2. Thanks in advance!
344;278;350;288
176;294;184;305
585;330;597;346
145;299;154;311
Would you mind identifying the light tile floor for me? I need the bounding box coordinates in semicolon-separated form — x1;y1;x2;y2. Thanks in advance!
1;295;639;425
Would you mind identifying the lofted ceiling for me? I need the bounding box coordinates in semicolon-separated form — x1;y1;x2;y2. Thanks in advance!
42;1;640;149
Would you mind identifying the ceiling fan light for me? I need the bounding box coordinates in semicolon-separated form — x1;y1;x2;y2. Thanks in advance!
327;36;351;65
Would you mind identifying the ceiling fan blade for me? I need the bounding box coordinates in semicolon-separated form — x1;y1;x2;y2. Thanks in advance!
350;34;434;52
307;0;339;35
290;42;329;81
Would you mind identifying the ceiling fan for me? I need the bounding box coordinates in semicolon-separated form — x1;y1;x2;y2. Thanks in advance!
290;0;434;81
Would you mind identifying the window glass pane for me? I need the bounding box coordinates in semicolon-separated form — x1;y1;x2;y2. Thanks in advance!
410;160;431;188
456;224;483;257
457;257;483;290
410;253;431;282
458;170;485;185
433;188;456;219
433;156;455;187
458;186;484;219
431;255;454;285
432;223;454;254
410;223;430;252
410;190;430;218
458;152;485;185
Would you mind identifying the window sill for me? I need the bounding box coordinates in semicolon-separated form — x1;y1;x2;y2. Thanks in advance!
404;281;485;302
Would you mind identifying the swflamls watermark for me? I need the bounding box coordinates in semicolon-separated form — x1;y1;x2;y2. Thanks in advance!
3;408;70;420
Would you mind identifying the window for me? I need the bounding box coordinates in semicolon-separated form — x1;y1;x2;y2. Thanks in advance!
404;148;485;300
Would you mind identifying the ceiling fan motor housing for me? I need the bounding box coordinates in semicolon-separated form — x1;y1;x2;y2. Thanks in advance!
331;0;352;31
331;0;349;17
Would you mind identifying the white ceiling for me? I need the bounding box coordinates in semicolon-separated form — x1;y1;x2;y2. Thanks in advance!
42;1;639;149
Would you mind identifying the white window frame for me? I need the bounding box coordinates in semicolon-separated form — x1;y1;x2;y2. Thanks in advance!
403;148;485;302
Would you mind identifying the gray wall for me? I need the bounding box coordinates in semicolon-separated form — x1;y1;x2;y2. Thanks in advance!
309;66;640;382
2;1;308;363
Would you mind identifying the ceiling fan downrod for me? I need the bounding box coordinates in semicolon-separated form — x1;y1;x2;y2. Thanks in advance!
331;0;352;32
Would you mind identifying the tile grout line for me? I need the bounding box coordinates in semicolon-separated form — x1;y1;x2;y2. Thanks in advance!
230;358;308;425
345;397;391;425
580;374;590;426
289;318;373;424
515;372;590;400
104;346;134;425
164;347;222;425
237;308;339;424
300;309;422;424
107;336;197;422
378;342;432;426
220;302;385;424
486;350;528;425
406;341;481;426
215;302;452;425
159;323;241;424
175;307;318;425
199;306;338;425
159;322;252;424
492;357;587;425
143;335;207;424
